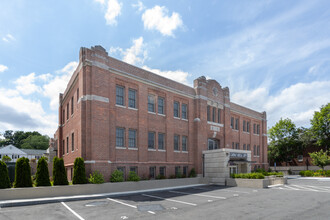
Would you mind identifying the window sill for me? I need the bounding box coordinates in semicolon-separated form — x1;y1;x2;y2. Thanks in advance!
174;150;181;153
116;146;126;149
115;104;126;109
128;147;138;150
182;151;188;153
182;118;188;121
158;149;166;152
148;148;156;151
207;121;224;127
232;129;239;132
128;107;138;111
243;131;250;134
174;117;181;120
158;113;166;117
253;155;260;158
253;134;260;136
148;111;156;115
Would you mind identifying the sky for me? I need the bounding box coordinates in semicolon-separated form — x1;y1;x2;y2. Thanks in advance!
0;0;330;137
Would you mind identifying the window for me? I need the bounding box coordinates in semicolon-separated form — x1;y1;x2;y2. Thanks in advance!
77;88;79;102
254;145;256;156
174;101;180;117
67;103;69;120
149;167;156;179
297;155;303;162
231;117;234;128
130;166;138;174
116;85;125;106
128;129;136;148
175;166;181;177
116;127;125;147
212;107;216;122
218;109;221;123
66;137;69;153
117;167;126;180
159;167;166;177
257;125;260;134
253;124;256;134
71;133;74;151
71;97;74;115
148;95;155;112
243;144;246;150
243;120;246;132
257;145;260;156
247;122;250;133
232;142;235;149
174;134;180;151
183;166;188;177
62;109;65;124
182;103;187;119
62;140;65;155
148;132;155;149
235;118;239;130
208;139;219;150
158;97;165;114
128;89;136;108
158;133;165;150
247;144;250;150
182;136;187;151
235;143;239;149
207;106;211;121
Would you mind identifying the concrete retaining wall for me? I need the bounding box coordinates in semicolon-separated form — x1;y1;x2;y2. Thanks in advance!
226;177;287;188
0;177;208;201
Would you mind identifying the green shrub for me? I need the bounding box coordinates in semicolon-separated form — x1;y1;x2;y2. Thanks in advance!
175;170;182;178
189;168;197;177
88;171;105;184
72;157;87;184
231;173;264;179
127;171;140;182
14;157;32;188
326;170;330;177
35;157;51;187
156;174;166;179
2;155;11;162
299;171;305;176
53;157;68;185
0;161;11;189
304;170;313;177
110;170;124;182
169;174;176;179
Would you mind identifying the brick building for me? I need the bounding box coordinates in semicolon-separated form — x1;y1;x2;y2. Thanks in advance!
54;45;268;181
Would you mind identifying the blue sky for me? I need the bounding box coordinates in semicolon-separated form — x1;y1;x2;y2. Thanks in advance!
0;0;329;136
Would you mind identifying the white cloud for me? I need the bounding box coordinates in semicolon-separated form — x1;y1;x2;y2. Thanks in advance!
142;5;183;36
110;37;147;65
0;64;8;73
95;0;122;25
2;34;15;42
14;73;41;95
142;65;190;86
232;81;330;129
43;61;78;110
132;1;145;12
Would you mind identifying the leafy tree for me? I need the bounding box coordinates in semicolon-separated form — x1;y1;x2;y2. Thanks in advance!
268;118;301;163
311;103;330;149
2;155;11;162
0;130;48;149
72;157;87;184
20;135;49;150
53;157;68;185
14;157;32;188
35;157;51;186
309;149;330;170
0;160;11;189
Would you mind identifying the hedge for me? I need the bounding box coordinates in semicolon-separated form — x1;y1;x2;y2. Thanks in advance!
35;157;51;187
72;157;87;184
127;171;140;181
0;160;11;188
231;173;265;179
53;157;68;185
88;171;105;184
14;157;32;188
110;170;124;182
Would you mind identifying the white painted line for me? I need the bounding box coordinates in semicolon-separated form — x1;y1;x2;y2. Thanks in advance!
107;198;137;209
297;185;330;190
192;187;250;194
169;190;226;199
291;185;319;192
268;184;284;188
148;211;155;214
61;202;85;220
221;189;250;194
142;194;197;206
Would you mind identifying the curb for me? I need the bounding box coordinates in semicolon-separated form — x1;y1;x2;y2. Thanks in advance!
0;184;207;208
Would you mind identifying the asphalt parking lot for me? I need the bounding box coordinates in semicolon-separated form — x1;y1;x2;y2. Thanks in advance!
1;178;330;220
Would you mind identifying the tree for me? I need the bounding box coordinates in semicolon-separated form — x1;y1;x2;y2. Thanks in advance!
0;160;11;189
268;118;301;163
53;157;68;185
20;135;49;150
311;103;330;150
14;157;32;188
309;149;330;170
35;157;51;186
72;157;87;184
2;155;12;162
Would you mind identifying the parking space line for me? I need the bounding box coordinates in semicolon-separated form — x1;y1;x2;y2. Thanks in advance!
169;191;226;199
142;194;197;206
148;211;155;214
61;202;85;220
284;185;300;190
296;185;330;191
291;185;319;192
192;187;250;194
106;198;137;208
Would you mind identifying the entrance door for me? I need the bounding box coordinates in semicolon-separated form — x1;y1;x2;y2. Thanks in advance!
229;165;238;175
